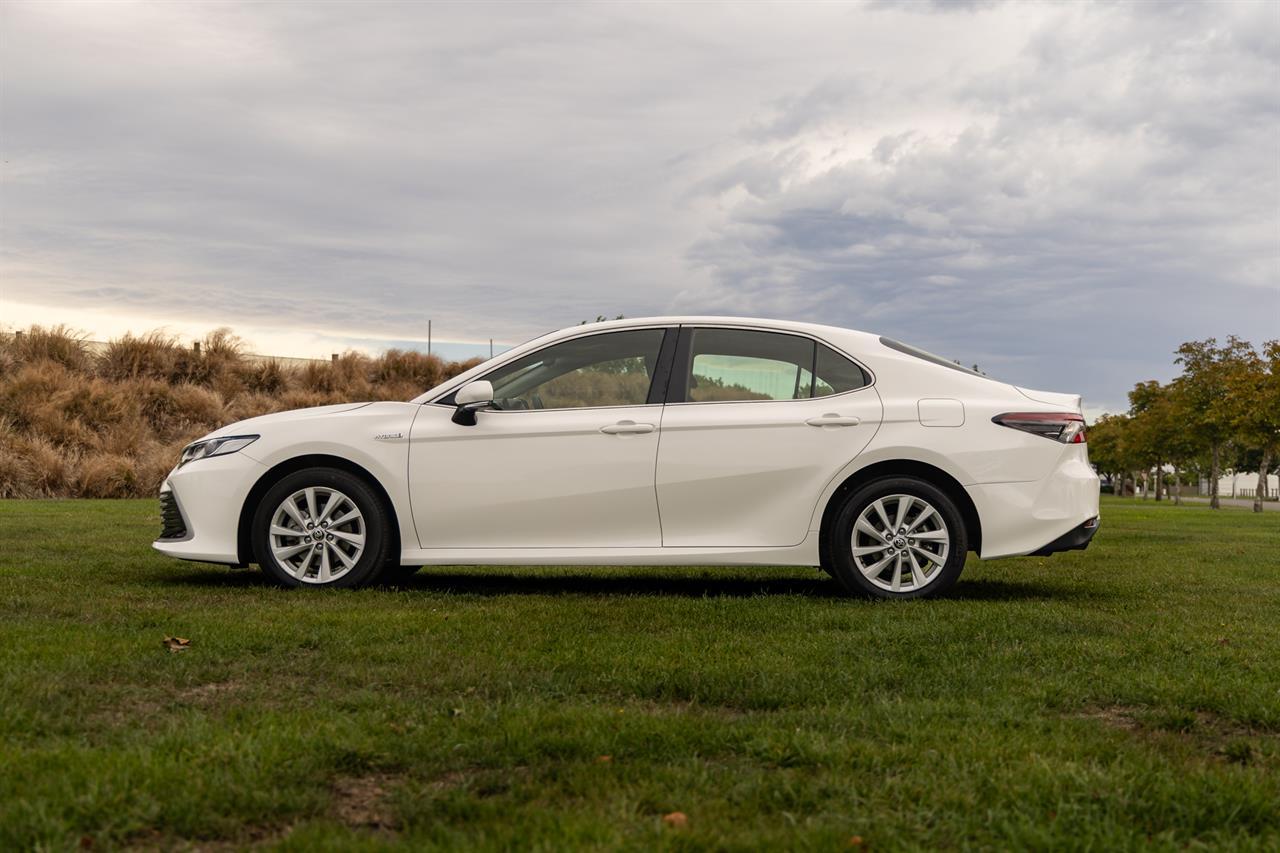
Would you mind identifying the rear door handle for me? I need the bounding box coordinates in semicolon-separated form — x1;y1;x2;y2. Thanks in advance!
806;414;861;427
600;420;655;435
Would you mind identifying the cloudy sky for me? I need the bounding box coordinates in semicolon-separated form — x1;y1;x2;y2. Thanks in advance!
2;0;1277;413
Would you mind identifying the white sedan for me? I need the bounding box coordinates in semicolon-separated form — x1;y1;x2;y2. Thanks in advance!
154;317;1100;598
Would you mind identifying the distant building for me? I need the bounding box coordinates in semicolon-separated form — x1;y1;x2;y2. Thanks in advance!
1199;471;1279;500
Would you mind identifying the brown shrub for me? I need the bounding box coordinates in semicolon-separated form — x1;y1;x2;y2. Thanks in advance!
449;357;484;379
298;352;373;399
0;424;30;498
369;379;422;401
241;358;289;395
171;328;246;387
375;349;445;389
225;391;279;423
97;331;181;382
97;418;154;457
134;440;184;495
0;433;75;497
278;388;343;410
77;452;139;498
0;444;24;498
52;375;136;433
0;360;77;431
169;383;226;430
1;325;91;372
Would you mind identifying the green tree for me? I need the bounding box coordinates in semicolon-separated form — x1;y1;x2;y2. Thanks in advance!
1087;413;1136;495
1227;339;1280;512
1173;337;1256;509
1128;381;1168;499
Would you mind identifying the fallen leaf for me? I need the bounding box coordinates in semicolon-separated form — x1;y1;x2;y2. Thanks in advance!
662;811;688;828
1217;637;1231;646
162;636;191;653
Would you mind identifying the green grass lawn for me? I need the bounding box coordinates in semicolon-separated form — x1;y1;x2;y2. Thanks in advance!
1;497;1277;851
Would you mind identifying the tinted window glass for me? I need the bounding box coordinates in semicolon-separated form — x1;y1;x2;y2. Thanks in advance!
813;344;869;396
486;329;664;410
686;329;815;402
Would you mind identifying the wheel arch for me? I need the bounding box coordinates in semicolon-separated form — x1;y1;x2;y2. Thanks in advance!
817;459;982;568
236;454;403;565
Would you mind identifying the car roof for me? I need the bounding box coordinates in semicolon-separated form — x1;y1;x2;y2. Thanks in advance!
554;316;882;346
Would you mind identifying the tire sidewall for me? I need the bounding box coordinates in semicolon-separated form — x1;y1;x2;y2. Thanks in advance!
251;467;389;589
828;476;968;599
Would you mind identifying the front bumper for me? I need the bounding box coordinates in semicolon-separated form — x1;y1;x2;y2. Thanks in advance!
1030;516;1099;556
152;453;266;564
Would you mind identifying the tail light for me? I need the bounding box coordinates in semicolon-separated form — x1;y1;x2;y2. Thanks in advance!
993;412;1086;443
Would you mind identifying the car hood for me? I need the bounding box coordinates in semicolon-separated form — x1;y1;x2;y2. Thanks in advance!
205;402;374;440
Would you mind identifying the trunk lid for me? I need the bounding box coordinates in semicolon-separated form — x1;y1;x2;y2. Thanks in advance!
1014;386;1083;413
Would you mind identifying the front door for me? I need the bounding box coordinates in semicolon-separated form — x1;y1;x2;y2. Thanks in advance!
655;326;883;547
409;327;673;548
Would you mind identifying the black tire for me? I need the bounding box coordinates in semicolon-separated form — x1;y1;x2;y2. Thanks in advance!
251;467;392;589
826;476;968;600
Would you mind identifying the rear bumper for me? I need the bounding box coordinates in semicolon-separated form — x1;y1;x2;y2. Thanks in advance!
1030;516;1099;556
967;447;1100;559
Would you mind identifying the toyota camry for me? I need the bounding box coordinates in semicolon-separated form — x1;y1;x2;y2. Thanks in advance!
154;317;1100;598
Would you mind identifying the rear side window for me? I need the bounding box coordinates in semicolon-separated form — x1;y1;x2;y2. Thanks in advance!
682;329;868;403
814;343;869;397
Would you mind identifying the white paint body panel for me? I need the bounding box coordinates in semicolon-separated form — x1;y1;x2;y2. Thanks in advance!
655;388;883;546
408;403;663;548
153;316;1099;570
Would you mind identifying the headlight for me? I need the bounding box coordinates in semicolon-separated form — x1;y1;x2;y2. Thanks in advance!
178;435;259;468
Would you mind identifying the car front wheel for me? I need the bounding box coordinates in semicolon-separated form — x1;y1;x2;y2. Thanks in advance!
828;476;968;599
251;467;391;588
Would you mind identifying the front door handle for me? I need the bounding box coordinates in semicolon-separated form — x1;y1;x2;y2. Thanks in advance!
600;420;655;435
806;414;861;427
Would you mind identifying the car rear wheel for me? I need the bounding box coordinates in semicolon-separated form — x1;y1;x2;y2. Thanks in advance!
251;467;390;588
828;476;968;599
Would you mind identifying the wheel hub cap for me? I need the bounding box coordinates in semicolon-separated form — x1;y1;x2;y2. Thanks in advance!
269;486;366;584
851;494;950;593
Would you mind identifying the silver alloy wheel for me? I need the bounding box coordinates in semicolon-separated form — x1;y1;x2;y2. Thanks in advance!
268;486;366;584
850;493;950;593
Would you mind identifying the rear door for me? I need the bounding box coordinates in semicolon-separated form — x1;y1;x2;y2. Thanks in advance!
655;326;882;547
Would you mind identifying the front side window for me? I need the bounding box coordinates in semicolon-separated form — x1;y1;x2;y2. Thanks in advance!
484;329;666;410
683;329;868;403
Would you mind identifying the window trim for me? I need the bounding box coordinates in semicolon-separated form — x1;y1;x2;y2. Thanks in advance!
666;325;875;406
433;325;677;412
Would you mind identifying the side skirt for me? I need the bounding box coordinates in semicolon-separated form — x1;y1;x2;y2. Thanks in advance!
399;532;822;567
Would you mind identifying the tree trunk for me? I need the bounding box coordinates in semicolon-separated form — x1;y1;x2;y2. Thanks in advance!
1210;443;1220;509
1155;465;1164;501
1256;449;1271;514
1173;463;1181;505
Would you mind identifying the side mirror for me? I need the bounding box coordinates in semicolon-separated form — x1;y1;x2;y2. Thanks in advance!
451;380;494;426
